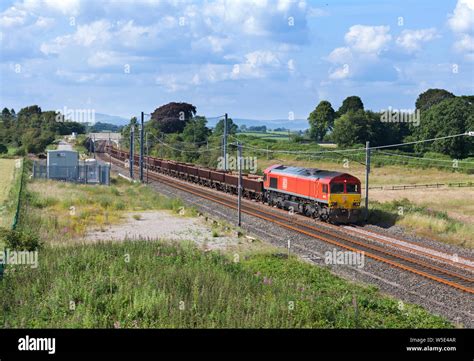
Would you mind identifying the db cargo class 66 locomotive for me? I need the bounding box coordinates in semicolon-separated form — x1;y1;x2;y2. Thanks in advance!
263;165;361;223
106;146;361;223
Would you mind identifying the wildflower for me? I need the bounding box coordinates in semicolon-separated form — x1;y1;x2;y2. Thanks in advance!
263;277;272;285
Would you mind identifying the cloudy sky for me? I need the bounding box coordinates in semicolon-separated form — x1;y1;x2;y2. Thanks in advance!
0;0;473;121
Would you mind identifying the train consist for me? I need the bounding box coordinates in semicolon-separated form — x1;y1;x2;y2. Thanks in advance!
106;146;362;223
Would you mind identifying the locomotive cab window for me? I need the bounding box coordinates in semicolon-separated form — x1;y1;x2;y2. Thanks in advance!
269;177;277;188
346;183;360;193
330;183;344;194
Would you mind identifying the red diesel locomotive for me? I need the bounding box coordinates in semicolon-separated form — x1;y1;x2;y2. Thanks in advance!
263;165;361;223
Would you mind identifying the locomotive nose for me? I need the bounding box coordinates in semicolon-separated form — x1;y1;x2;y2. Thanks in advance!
330;194;360;209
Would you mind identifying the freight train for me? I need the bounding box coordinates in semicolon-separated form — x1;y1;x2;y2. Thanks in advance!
105;146;361;223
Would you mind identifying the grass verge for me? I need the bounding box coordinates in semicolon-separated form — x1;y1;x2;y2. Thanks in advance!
0;240;451;328
0;159;23;231
369;198;473;248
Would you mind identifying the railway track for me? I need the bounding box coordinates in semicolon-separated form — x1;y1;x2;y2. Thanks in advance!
341;225;474;272
101;153;474;295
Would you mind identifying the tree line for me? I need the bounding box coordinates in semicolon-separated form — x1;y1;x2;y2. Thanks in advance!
0;106;86;155
308;89;473;158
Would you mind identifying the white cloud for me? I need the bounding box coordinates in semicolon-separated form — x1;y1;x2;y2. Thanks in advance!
34;16;54;28
155;74;190;92
55;69;97;83
448;0;474;58
230;50;281;79
344;25;391;54
326;47;353;64
287;59;295;72
454;33;474;53
200;0;309;37
326;25;396;81
448;0;474;33
45;0;80;15
23;0;80;15
396;28;438;52
193;35;230;53
329;65;350;80
87;51;145;68
40;20;112;55
75;20;112;46
277;0;293;12
246;50;280;68
40;34;72;55
0;6;27;27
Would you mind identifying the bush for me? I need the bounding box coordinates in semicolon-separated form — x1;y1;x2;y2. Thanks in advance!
0;227;43;251
14;147;26;156
0;144;7;154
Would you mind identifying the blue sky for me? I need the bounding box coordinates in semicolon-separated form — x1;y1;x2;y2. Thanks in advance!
0;0;473;122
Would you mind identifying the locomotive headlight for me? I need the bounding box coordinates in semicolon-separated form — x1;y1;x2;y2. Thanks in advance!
353;201;360;207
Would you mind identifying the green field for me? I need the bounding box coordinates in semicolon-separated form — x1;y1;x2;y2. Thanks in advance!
238;131;293;141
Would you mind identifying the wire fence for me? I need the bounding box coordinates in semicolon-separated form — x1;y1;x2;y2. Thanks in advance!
369;182;473;191
32;161;111;185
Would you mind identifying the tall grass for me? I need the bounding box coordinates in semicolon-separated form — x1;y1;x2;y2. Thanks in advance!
0;159;23;229
0;240;451;328
369;198;474;248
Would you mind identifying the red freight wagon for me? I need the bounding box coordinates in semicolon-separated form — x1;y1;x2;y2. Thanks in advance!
224;173;239;187
242;177;264;194
185;164;199;177
197;168;211;180
209;169;226;183
176;163;186;174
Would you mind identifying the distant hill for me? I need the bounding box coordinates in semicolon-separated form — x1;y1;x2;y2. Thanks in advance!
88;122;123;133
73;113;308;130
93;113;129;126
205;117;308;131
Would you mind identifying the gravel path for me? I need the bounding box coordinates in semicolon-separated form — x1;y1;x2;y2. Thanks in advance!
82;210;242;251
